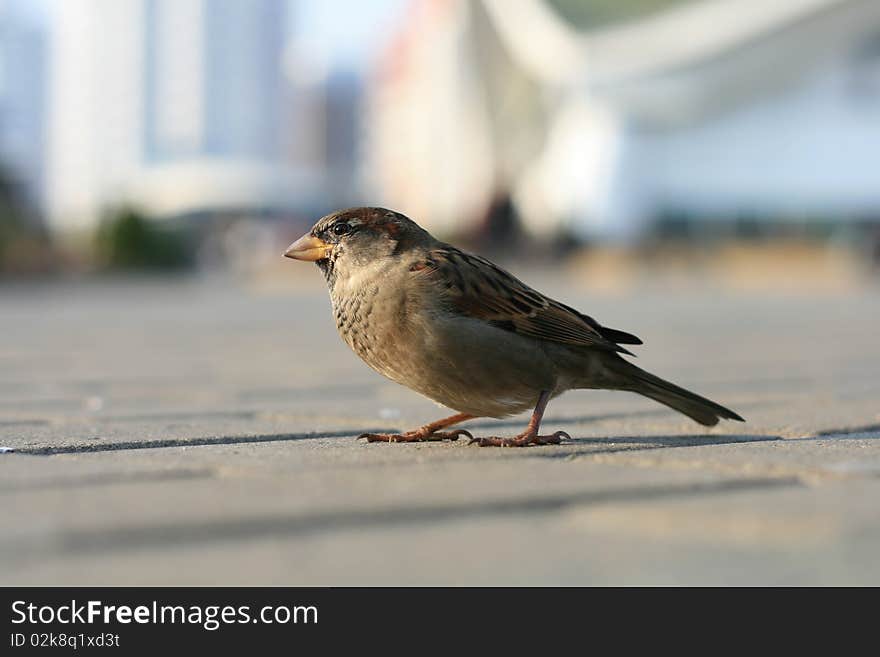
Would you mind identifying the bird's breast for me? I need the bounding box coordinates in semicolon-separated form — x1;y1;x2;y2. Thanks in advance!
330;281;414;381
329;280;559;417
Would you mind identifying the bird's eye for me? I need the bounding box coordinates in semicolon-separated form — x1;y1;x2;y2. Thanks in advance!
332;223;351;236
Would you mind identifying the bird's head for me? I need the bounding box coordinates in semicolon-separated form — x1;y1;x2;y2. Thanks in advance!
284;207;431;281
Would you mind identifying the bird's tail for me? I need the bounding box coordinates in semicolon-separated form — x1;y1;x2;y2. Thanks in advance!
605;357;744;427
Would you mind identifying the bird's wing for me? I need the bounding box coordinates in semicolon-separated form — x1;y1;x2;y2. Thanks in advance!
419;246;641;355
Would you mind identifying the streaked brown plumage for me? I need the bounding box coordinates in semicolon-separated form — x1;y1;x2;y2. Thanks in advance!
284;207;744;447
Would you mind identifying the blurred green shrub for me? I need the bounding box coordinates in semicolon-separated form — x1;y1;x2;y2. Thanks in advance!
95;206;193;270
0;204;28;266
0;169;54;275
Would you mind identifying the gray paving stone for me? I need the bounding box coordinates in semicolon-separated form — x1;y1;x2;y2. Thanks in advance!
1;275;879;584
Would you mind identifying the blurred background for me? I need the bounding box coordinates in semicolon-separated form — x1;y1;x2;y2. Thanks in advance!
1;0;880;286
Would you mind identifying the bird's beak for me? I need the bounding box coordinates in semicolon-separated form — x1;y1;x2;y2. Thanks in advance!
283;233;332;261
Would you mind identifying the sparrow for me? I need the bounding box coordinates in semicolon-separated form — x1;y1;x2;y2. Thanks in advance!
284;207;744;447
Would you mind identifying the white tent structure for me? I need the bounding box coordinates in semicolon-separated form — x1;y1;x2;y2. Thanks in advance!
366;0;880;240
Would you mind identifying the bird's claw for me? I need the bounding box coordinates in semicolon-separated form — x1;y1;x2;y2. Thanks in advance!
469;430;570;447
358;433;391;442
358;432;411;443
359;428;472;443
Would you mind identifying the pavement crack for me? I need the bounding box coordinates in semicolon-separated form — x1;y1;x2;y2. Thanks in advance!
0;468;215;493
12;429;396;455
814;423;880;438
0;419;50;427
2;476;801;563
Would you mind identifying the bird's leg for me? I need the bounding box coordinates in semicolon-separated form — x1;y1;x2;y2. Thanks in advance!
360;413;475;443
471;391;569;447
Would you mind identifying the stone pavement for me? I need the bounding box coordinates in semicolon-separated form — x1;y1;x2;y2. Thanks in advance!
2;272;879;585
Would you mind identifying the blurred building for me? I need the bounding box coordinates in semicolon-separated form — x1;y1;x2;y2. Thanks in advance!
46;0;336;230
284;63;363;206
0;0;47;212
366;0;880;241
365;0;496;237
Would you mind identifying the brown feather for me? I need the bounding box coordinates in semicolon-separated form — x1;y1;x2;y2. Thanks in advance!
422;246;636;355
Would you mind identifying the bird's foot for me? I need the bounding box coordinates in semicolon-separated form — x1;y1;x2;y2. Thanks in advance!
469;430;570;447
359;428;472;443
